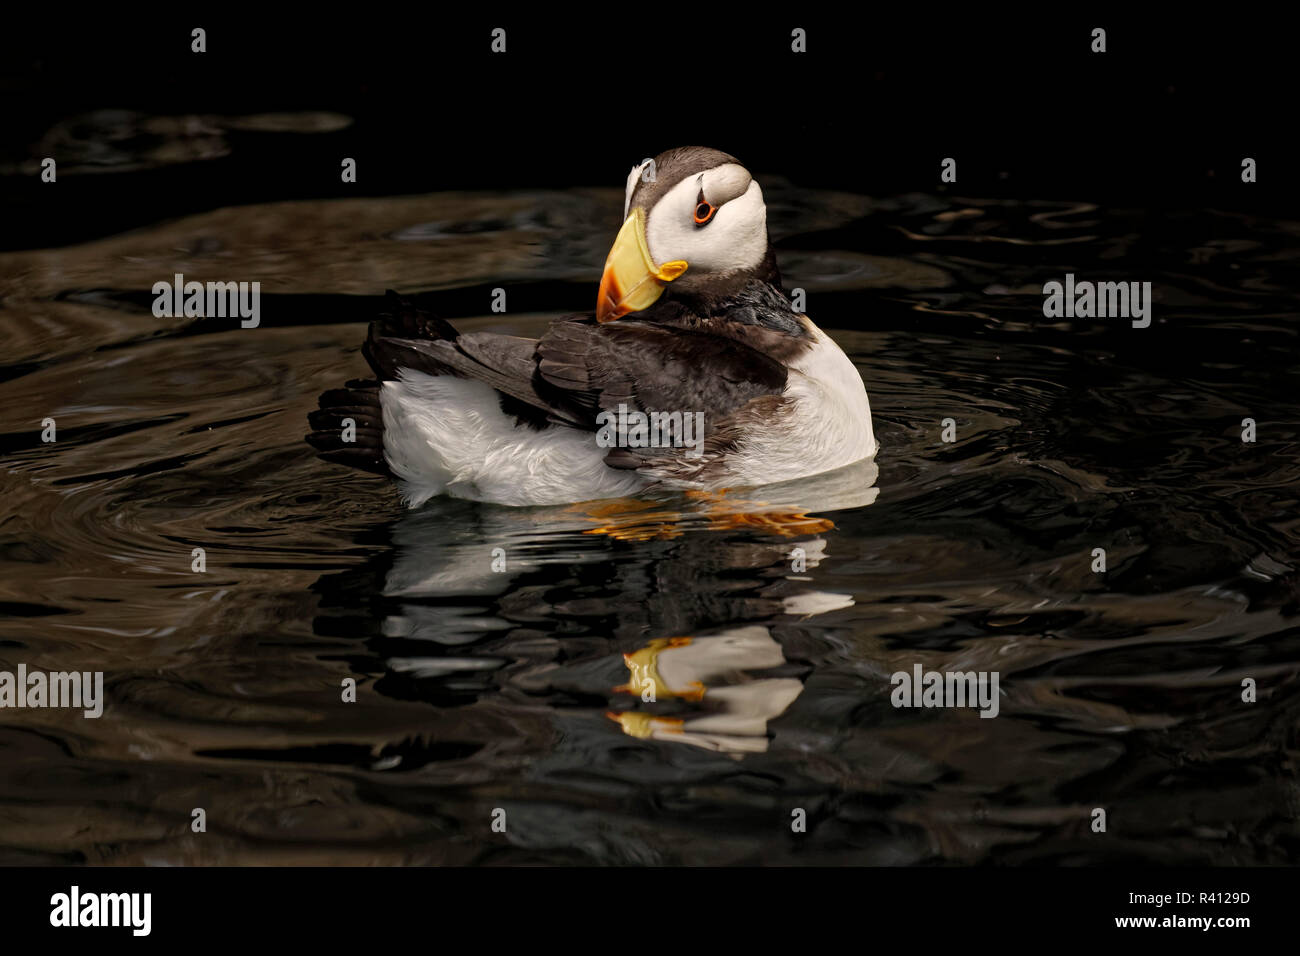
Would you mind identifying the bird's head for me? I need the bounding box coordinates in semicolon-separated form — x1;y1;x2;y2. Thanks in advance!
597;146;776;323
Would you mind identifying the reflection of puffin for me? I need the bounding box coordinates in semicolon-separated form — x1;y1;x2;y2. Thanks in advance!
607;626;805;755
308;146;877;507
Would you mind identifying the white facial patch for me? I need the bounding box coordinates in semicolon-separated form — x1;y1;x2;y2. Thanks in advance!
644;164;767;276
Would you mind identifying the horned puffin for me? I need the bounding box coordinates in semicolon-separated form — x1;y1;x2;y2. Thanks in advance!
307;147;876;507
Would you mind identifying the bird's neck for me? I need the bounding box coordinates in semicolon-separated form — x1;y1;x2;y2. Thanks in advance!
643;267;816;364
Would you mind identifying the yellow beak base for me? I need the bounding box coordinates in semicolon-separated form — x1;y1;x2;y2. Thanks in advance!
596;207;688;323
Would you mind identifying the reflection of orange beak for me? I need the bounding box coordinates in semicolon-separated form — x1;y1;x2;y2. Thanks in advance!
596;207;688;323
612;637;705;701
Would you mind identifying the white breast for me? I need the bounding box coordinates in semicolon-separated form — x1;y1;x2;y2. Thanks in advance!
719;319;877;486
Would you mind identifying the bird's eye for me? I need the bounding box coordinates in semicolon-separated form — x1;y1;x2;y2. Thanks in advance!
693;193;717;226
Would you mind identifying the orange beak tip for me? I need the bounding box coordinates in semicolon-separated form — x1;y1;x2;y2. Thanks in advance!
596;271;620;323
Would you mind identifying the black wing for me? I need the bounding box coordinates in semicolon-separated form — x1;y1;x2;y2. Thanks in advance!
535;316;789;473
364;304;790;475
537;316;786;420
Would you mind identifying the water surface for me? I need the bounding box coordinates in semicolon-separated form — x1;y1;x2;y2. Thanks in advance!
1;160;1298;865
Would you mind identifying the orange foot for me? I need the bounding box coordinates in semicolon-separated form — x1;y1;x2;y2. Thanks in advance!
566;497;687;541
568;490;835;540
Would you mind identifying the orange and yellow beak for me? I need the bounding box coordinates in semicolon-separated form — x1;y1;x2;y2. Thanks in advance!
596;207;688;323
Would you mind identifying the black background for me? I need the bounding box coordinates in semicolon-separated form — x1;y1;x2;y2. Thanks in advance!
1;10;1295;252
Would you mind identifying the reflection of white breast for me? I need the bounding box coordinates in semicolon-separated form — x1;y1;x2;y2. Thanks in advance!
656;626;787;691
725;318;877;485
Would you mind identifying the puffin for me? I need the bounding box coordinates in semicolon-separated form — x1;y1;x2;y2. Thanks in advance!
307;147;877;507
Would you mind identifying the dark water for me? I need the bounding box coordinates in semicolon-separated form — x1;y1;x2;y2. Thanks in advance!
2;130;1298;865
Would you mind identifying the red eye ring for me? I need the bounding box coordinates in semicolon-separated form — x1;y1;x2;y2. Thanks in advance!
693;201;716;225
